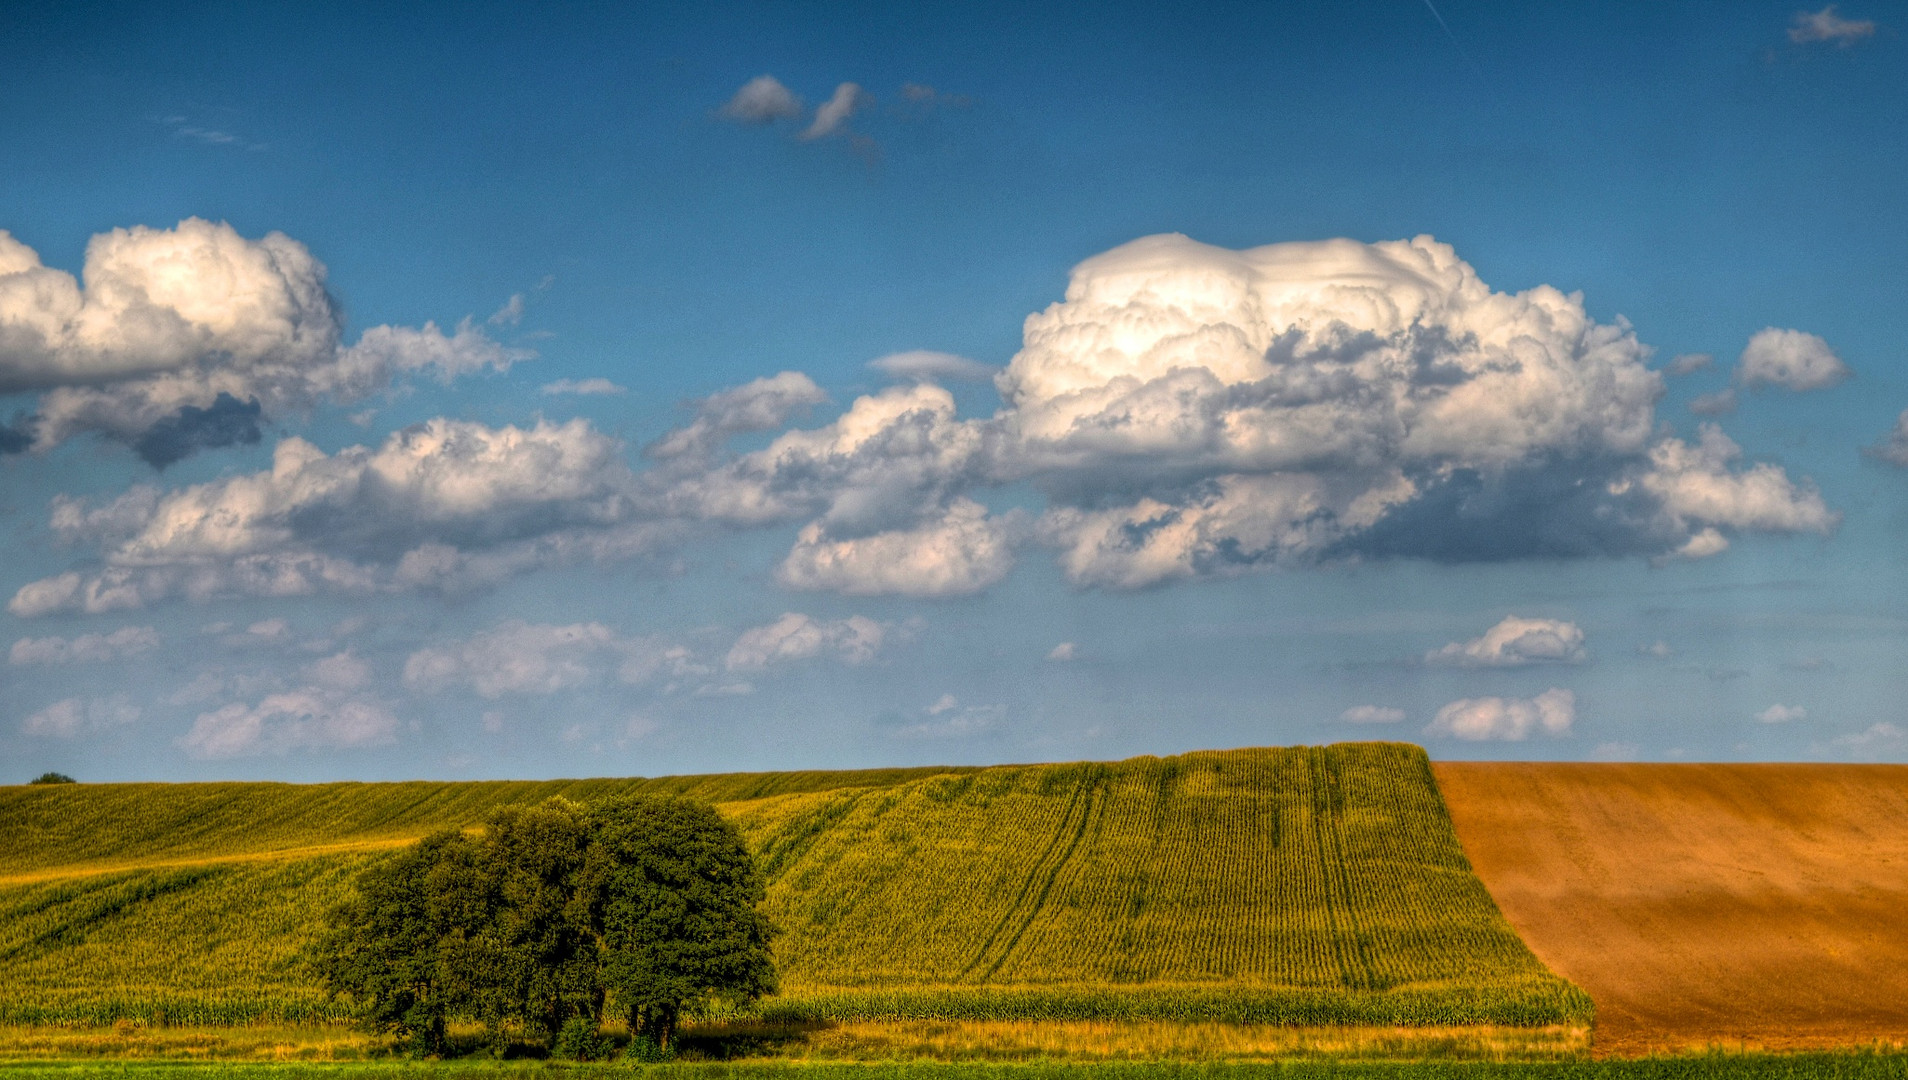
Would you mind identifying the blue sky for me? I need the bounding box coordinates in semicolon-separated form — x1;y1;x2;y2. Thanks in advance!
3;0;1905;781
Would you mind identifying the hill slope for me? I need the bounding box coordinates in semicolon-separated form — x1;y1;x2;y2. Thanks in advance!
1437;762;1908;1055
0;744;1585;1027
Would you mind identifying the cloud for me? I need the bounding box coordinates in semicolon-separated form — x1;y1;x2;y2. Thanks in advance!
1863;409;1908;466
1425;688;1575;741
1638;640;1674;658
869;350;997;383
887;700;1004;739
645;372;827;461
488;293;525;327
9;417;671;615
725;612;887;671
403;620;699;697
1426;616;1587;667
1047;641;1077;662
993;234;1828;586
10;626;159;665
1757;703;1808;724
540;377;626;396
721;75;803;123
1341;705;1406;724
0;220;528;462
21;695;141;738
898;83;971;109
1735;328;1851;392
1789;5;1876;44
1664;353;1713;377
1688;389;1737;416
802;82;866;140
1827;722;1904;754
1634;424;1837;558
305;649;371;691
21;232;1842;607
177;689;396;757
778;498;1021;596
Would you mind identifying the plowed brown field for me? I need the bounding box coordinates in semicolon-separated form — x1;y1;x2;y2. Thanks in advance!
1434;762;1908;1056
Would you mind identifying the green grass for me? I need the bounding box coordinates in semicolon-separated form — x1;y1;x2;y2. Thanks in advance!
0;744;1586;1028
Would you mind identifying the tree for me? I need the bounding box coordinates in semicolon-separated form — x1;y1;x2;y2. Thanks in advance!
29;772;75;784
309;830;485;1055
311;793;776;1056
481;798;600;1041
587;796;777;1049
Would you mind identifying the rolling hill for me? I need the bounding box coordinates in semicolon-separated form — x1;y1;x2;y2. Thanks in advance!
0;744;1587;1029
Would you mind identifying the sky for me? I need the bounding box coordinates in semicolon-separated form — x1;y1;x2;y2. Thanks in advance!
3;0;1906;782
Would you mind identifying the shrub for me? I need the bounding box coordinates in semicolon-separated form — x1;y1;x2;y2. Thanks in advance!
621;1033;673;1063
551;1016;610;1061
29;772;75;785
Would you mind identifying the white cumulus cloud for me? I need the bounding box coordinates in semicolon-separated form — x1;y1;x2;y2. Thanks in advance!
0;220;528;464
778;498;1020;596
21;695;142;738
178;689;397;758
8;417;670;615
1426;616;1587;667
721;75;803;123
1425;688;1575;741
1735;328;1850;392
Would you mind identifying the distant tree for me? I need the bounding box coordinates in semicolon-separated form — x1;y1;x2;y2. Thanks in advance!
586;796;777;1049
29;772;75;784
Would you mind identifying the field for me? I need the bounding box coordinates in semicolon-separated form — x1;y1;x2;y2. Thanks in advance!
0;743;1586;1035
1436;763;1908;1057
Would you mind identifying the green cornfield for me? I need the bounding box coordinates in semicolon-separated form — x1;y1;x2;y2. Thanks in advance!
0;744;1588;1028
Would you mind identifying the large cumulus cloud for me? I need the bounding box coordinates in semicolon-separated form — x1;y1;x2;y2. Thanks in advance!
0;219;525;464
12;231;1842;610
995;234;1830;586
8;417;673;615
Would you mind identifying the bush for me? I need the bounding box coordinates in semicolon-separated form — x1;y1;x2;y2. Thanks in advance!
621;1034;673;1063
30;772;75;785
551;1016;610;1061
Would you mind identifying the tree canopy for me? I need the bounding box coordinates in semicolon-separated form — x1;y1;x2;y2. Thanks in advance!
310;794;774;1055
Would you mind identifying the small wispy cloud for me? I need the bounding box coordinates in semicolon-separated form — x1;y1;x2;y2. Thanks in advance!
157;114;263;150
869;350;997;383
1788;5;1876;44
1341;705;1406;725
1757;703;1808;724
540;378;626;396
1664;353;1714;377
802;82;866;140
489;294;525;327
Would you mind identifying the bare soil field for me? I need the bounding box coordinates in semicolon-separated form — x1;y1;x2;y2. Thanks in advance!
1435;762;1908;1057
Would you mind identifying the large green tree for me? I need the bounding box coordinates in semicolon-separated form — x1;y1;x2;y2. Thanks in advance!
588;796;778;1048
312;794;776;1056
